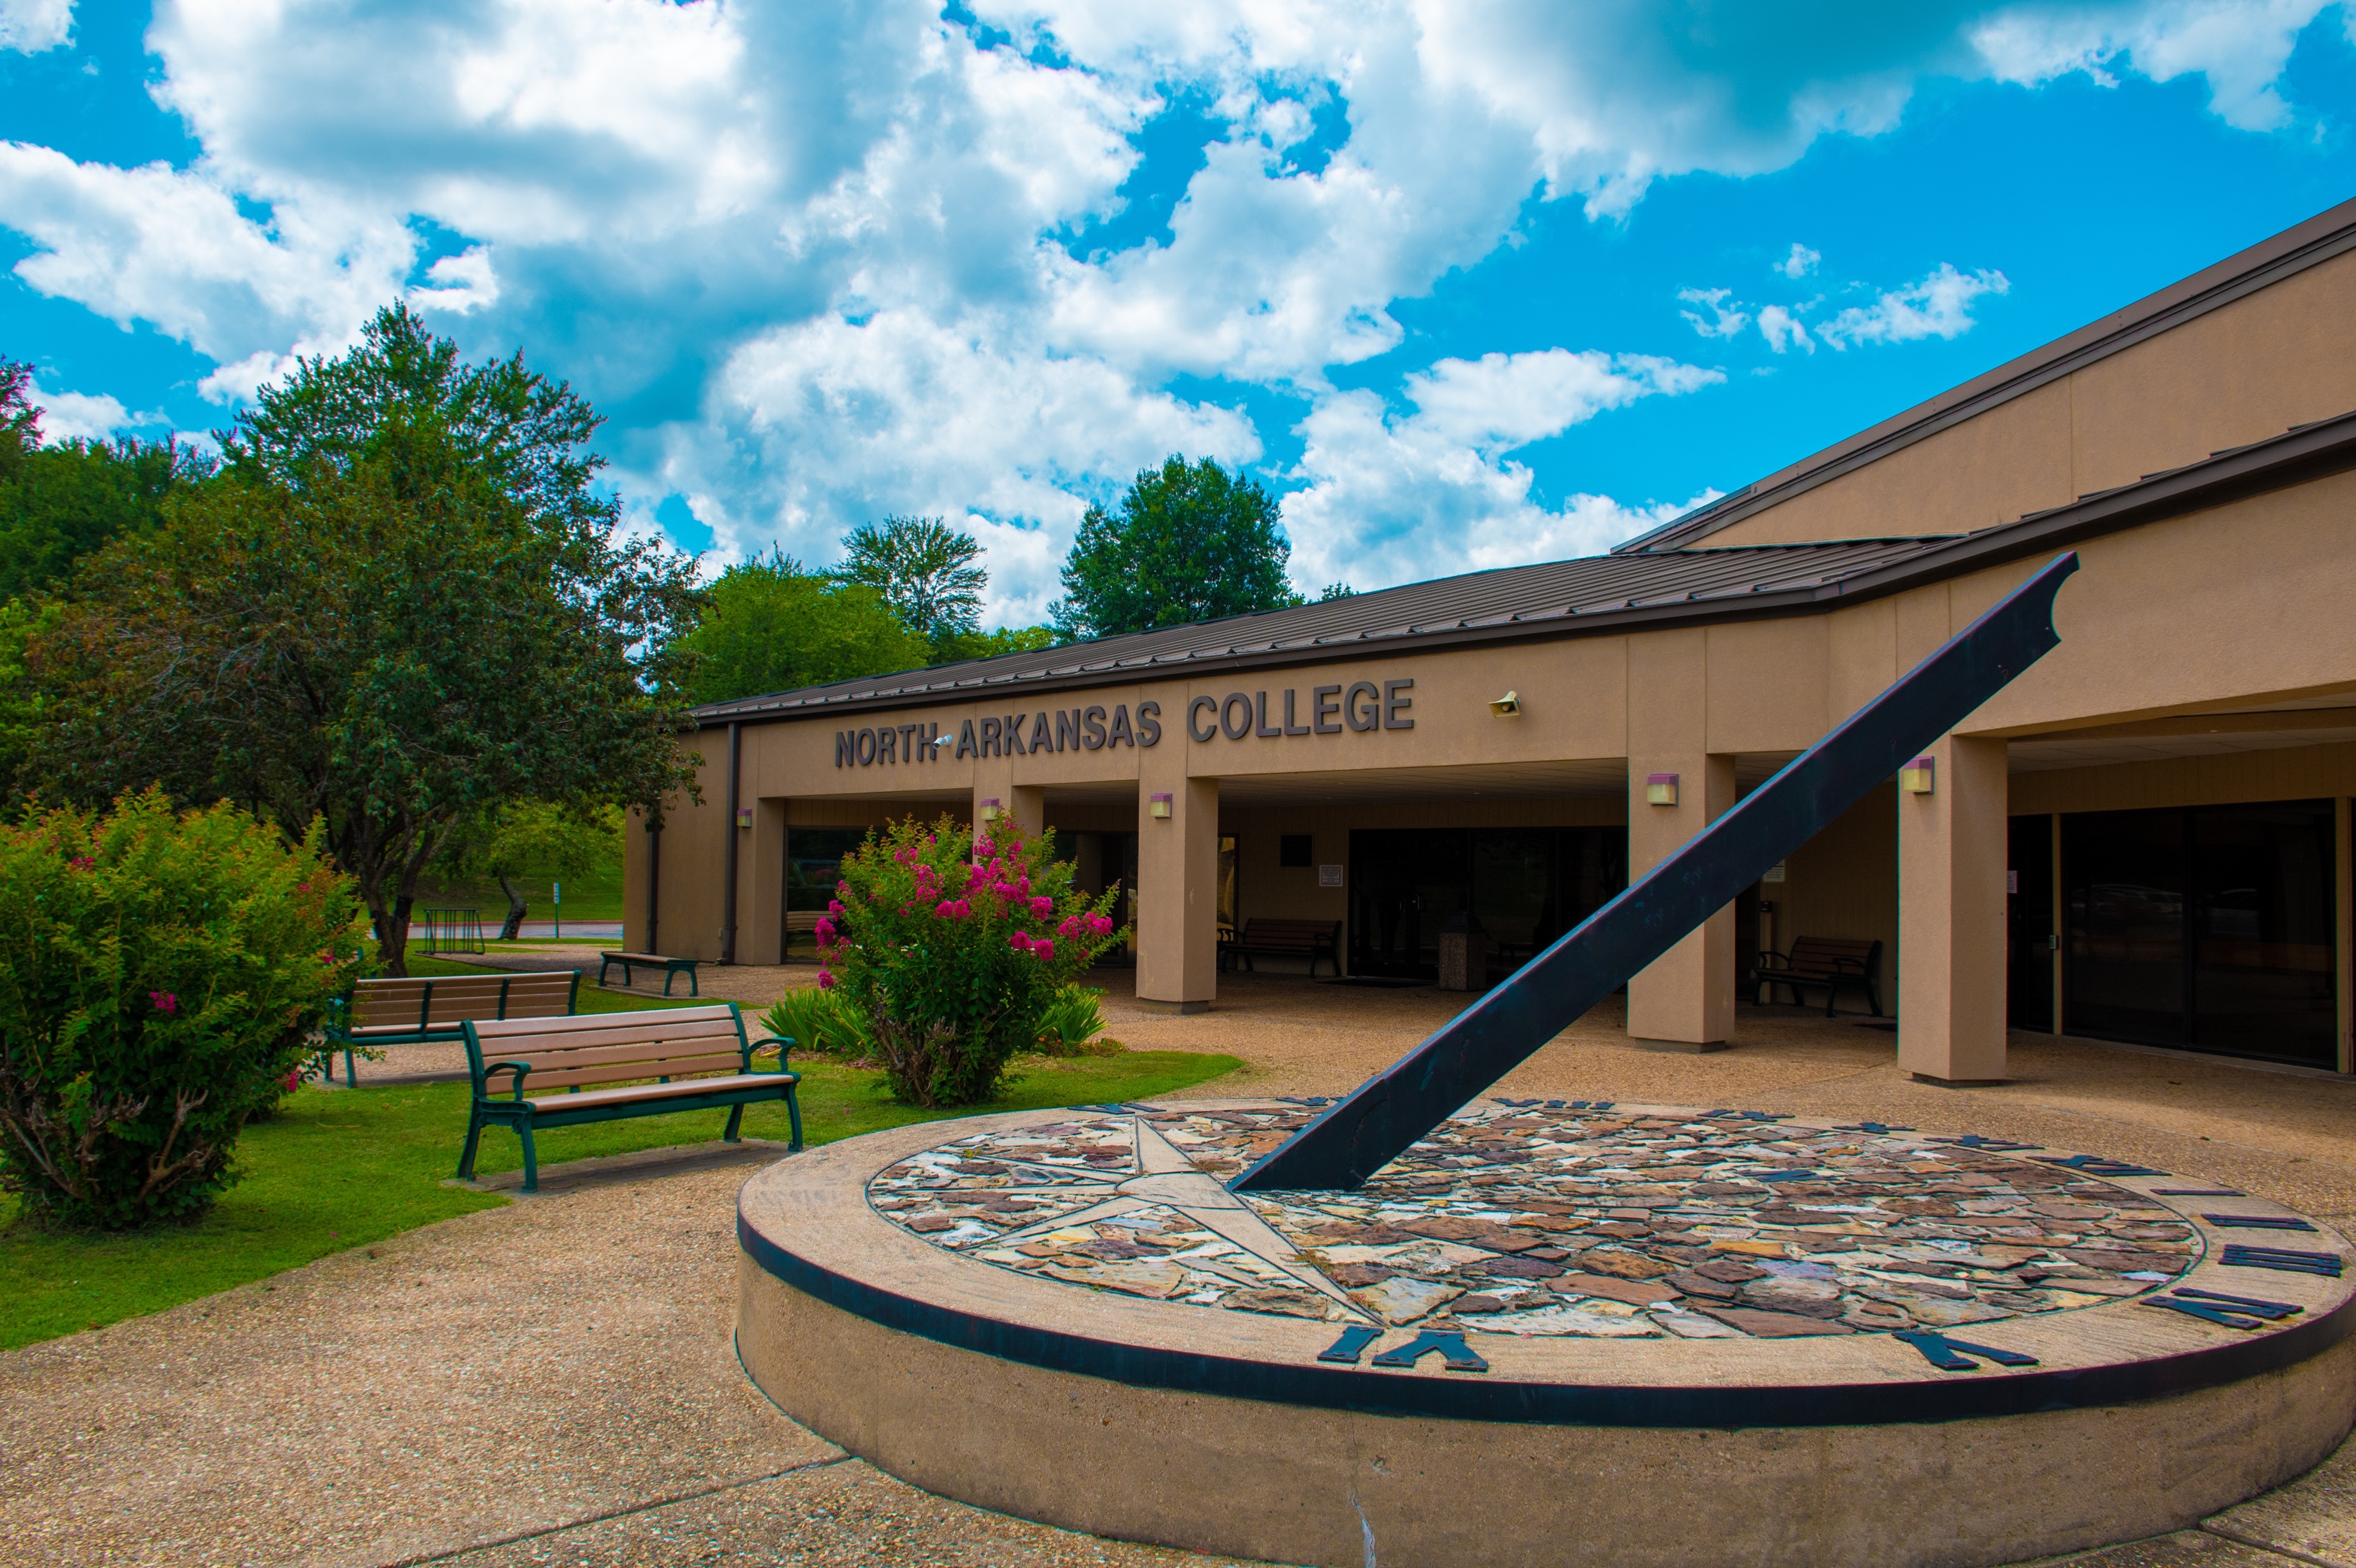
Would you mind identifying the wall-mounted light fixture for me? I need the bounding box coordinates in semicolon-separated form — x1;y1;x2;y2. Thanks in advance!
1645;772;1680;807
1488;690;1521;716
735;807;754;830
978;797;1003;821
1148;792;1173;819
1899;757;1936;795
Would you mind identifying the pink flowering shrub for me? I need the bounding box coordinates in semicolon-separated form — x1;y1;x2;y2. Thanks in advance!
0;789;370;1228
818;814;1125;1106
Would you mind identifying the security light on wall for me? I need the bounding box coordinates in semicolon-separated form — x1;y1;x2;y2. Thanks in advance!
735;807;753;830
1645;773;1679;807
1488;690;1521;716
1900;757;1936;794
1149;792;1173;819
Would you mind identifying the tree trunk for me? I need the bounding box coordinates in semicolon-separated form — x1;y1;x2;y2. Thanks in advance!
496;875;528;941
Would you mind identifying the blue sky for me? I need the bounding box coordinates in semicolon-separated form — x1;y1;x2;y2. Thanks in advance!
3;1;2355;622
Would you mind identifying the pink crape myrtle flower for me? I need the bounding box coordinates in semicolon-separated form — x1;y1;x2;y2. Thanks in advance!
816;969;837;990
67;856;94;872
148;991;178;1014
1029;896;1053;919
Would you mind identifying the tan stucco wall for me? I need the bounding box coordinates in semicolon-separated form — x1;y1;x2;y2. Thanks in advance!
1701;246;2356;549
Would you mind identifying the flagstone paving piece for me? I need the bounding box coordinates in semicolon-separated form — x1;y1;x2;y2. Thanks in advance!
867;1101;2203;1339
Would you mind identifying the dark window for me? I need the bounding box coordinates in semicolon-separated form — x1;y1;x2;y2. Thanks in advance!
1347;828;1626;983
2008;815;2055;1033
1279;834;1312;867
2062;801;2336;1067
785;828;869;912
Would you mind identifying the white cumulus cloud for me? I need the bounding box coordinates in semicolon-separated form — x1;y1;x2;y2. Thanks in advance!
26;380;128;442
0;0;2336;619
1280;348;1722;588
1816;263;2010;348
0;0;70;53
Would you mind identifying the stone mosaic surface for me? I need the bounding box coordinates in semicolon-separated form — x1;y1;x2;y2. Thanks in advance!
864;1101;2202;1340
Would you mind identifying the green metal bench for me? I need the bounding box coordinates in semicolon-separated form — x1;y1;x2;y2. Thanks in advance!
317;971;581;1086
597;949;703;996
456;1002;800;1192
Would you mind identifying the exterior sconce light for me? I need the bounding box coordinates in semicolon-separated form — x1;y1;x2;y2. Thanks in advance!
734;807;753;830
1488;690;1521;716
1900;757;1936;795
979;797;1003;821
1645;773;1679;807
1149;792;1173;819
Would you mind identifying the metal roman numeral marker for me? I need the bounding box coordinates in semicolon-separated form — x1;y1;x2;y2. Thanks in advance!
1894;1331;2040;1372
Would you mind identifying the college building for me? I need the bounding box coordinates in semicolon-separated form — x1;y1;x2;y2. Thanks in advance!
629;196;2356;1084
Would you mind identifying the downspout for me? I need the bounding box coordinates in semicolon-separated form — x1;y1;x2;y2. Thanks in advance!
722;721;742;965
646;808;662;954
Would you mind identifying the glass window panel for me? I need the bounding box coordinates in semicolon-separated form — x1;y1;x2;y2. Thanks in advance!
2064;808;2188;1044
2191;802;2336;1065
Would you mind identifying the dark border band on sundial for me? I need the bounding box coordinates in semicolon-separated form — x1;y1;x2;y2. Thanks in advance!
735;1204;2356;1430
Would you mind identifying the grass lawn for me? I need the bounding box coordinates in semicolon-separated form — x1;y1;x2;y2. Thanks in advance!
0;1048;1241;1352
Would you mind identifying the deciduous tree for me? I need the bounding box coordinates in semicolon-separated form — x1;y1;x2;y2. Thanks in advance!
681;550;928;705
1050;455;1302;640
27;308;701;973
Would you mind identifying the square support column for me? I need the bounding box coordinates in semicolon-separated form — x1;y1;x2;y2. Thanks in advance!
1136;777;1218;1014
1899;734;2010;1084
747;797;788;964
1626;754;1738;1051
974;782;1045;842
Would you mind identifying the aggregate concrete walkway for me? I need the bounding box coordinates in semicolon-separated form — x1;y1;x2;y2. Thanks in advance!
10;972;2356;1566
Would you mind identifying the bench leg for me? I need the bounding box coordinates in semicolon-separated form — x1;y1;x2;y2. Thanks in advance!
687;966;698;997
723;1103;744;1143
519;1120;539;1194
456;1112;484;1182
343;1045;357;1089
785;1085;804;1154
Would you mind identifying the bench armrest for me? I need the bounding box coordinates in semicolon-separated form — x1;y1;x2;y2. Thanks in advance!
480;1059;533;1099
747;1034;795;1073
1753;952;1795;972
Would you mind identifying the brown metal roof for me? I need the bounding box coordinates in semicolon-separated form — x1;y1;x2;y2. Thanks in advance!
690;536;1951;723
689;402;2356;727
1615;194;2356;554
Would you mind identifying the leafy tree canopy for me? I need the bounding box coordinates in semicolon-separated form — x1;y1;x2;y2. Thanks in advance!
836;515;987;645
432;798;621;939
1049;455;1302;640
680;550;929;705
0;360;213;602
934;624;1058;663
26;309;701;974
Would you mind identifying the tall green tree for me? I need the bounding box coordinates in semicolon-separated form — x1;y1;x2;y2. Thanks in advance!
836;515;987;645
25;307;702;974
432;799;622;940
681;550;929;705
1050;455;1302;640
0;362;214;601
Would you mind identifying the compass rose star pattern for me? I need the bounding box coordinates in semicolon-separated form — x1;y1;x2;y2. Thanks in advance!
866;1102;2201;1340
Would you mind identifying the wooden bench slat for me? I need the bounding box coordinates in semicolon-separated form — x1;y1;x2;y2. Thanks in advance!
519;1054;751;1092
527;1074;781;1112
470;1006;741;1042
485;1033;747;1072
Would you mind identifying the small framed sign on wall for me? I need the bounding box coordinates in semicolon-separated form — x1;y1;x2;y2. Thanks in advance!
1318;864;1344;888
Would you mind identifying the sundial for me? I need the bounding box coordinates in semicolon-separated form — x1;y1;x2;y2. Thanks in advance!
866;1101;2234;1356
734;560;2356;1565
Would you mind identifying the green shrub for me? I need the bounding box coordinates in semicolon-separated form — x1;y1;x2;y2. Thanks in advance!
818;816;1124;1107
759;985;869;1059
0;791;370;1228
1035;985;1120;1055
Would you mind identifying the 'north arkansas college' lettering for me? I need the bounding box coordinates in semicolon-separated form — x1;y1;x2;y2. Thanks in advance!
836;703;1163;768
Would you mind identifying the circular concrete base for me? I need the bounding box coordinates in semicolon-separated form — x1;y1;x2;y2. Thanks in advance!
735;1100;2356;1568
